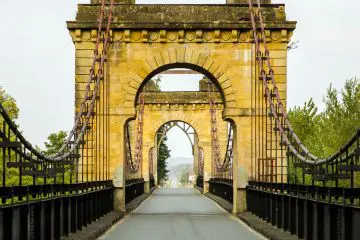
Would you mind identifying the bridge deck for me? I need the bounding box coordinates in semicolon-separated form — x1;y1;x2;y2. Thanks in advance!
100;188;265;240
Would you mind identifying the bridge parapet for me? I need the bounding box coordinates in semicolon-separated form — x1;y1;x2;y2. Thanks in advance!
90;0;271;4
91;0;135;3
68;3;295;30
143;91;222;105
227;0;271;3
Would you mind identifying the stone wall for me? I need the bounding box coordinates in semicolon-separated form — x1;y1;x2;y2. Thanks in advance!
68;1;295;212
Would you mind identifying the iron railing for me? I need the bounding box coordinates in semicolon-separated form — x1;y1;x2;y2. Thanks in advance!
209;178;233;204
246;1;360;239
0;0;115;239
125;178;145;204
247;182;360;240
196;176;204;189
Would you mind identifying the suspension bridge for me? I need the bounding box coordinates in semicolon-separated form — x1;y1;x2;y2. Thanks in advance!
0;0;359;239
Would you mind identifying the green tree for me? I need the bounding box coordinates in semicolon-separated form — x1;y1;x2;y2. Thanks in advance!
157;128;170;185
144;76;162;92
0;88;73;186
0;87;19;120
289;78;360;158
288;78;360;186
43;131;68;155
42;130;74;184
0;88;23;187
146;77;169;184
179;170;190;185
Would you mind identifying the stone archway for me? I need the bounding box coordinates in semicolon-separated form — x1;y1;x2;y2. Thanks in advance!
150;120;200;187
69;2;293;213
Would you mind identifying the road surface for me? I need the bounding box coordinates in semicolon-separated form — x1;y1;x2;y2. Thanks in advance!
100;188;266;240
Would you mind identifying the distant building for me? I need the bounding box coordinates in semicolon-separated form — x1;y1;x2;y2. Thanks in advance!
188;170;196;183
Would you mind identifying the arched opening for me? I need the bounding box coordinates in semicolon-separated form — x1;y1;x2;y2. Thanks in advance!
133;63;227;107
151;121;200;188
124;62;235;203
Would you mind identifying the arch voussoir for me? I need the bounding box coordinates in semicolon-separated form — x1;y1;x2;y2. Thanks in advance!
176;47;186;63
168;48;177;63
190;51;201;65
154;54;164;67
125;48;237;112
146;58;159;72
197;53;210;67
161;51;171;65
185;49;194;63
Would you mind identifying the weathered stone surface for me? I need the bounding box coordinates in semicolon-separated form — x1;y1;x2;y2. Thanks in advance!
67;4;296;29
227;0;271;3
68;1;294;214
143;91;222;104
91;0;135;3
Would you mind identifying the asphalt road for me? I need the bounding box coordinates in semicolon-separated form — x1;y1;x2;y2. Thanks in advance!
99;188;266;240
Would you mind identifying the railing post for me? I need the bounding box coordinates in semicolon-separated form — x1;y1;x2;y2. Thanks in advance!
63;197;71;237
54;198;64;240
71;197;77;233
296;195;304;238
78;195;84;230
289;195;296;235
45;200;55;240
303;198;312;240
0;208;4;240
312;195;324;240
323;189;336;240
20;204;30;240
12;207;21;240
36;202;46;240
281;185;287;231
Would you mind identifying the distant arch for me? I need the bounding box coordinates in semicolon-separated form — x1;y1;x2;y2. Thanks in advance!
156;121;196;155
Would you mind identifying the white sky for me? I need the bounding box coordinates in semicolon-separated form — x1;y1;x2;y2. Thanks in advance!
0;0;359;161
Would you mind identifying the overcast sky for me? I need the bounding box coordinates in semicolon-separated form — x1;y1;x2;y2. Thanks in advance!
0;0;359;161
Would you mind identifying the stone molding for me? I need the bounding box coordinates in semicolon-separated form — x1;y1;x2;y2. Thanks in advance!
70;29;292;43
143;103;224;112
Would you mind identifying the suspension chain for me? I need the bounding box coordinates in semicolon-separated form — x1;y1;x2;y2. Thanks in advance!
248;0;329;166
0;0;115;163
208;81;223;169
130;92;145;173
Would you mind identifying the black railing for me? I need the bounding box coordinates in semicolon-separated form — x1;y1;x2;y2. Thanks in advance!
209;178;233;204
0;181;114;239
246;128;360;240
196;176;204;189
125;178;144;204
150;176;155;190
247;182;360;240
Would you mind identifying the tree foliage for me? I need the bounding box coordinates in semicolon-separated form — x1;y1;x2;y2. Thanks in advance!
288;78;360;159
0;87;19;120
157;127;170;185
146;76;170;184
179;170;190;185
0;88;72;186
144;76;162;92
43;131;68;155
288;78;360;186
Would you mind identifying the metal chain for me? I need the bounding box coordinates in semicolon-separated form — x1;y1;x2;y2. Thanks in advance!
247;0;356;166
208;81;234;171
208;81;223;169
0;0;115;163
129;92;145;173
55;0;109;157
